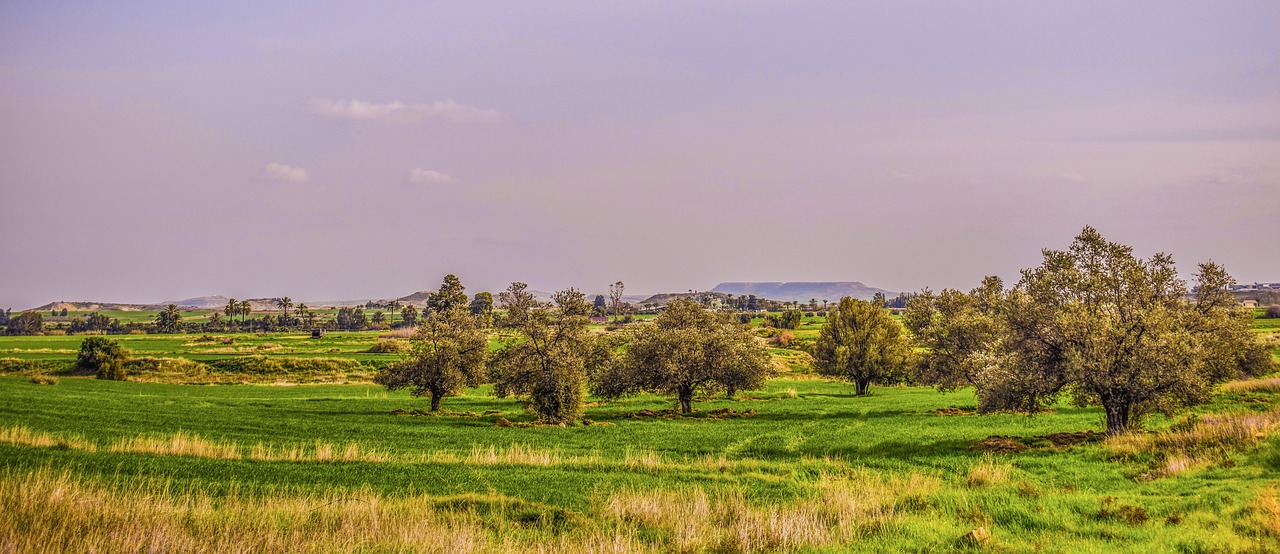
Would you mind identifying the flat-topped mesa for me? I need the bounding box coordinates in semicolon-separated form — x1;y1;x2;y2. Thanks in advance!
709;282;897;303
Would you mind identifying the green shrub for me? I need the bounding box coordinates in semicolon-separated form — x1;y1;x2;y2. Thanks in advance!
0;358;72;375
77;336;129;380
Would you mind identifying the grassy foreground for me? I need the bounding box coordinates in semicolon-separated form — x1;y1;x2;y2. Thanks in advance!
3;374;1280;552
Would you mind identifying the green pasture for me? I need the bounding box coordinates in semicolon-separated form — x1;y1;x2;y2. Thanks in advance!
2;374;1279;551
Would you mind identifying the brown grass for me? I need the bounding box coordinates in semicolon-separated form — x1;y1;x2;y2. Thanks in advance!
0;426;96;452
965;456;1012;488
110;431;241;460
1222;376;1280;394
604;470;938;553
1106;408;1280;478
0;468;653;554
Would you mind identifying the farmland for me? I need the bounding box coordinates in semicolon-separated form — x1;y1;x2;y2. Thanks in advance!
1;313;1279;552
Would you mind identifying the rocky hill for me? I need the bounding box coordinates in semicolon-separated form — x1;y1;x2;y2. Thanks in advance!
709;282;896;302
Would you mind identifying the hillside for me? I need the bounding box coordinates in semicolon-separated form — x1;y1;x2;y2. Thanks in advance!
709;281;896;302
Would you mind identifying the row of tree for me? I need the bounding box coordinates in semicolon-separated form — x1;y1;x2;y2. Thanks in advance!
378;281;773;423
814;227;1271;434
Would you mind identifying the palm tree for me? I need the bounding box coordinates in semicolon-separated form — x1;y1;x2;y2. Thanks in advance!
277;297;293;326
239;300;251;324
296;303;311;327
387;299;401;326
225;298;238;328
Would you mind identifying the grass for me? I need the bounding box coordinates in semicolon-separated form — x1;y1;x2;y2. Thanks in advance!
3;373;1280;551
1;314;1278;551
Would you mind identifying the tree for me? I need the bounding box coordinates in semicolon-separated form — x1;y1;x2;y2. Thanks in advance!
371;311;386;326
208;312;224;331
78;336;128;380
224;298;239;327
239;300;251;324
276;297;294;326
297;303;314;328
6;312;43;336
814;297;913;396
909;227;1271;434
401;305;419;327
902;277;1006;394
469;292;493;316
490;283;602;424
871;292;887;308
387;300;401;326
336;307;367;330
154;304;182;333
609;281;625;322
427;274;468;313
594;299;772;413
593;295;607;317
377;308;487;411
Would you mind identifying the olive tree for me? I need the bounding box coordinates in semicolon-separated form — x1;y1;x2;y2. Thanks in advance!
78;336;129;380
593;299;772;413
908;226;1272;434
489;283;603;424
813;296;913;396
376;308;486;411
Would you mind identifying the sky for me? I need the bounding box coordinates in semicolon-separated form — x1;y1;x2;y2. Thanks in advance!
1;1;1278;309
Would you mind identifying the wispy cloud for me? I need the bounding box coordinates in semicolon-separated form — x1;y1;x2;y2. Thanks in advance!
407;168;453;184
891;170;922;183
309;98;502;124
262;163;309;183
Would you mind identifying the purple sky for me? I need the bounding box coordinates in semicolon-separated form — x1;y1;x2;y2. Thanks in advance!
2;1;1278;309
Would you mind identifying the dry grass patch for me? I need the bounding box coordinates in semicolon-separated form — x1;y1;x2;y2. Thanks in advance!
0;468;649;554
966;456;1012;488
0;426;96;452
604;469;938;553
248;441;389;463
1222;376;1280;394
1107;408;1280;479
467;443;569;466
110;431;241;460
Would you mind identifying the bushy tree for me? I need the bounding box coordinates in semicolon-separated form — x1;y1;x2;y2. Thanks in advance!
908;226;1271;434
490;283;602;424
376;308;486;411
78;336;128;380
154;304;182;333
1265;305;1280;319
336;307;367;330
902;276;1006;394
594;299;772;412
400;305;419;327
814;297;913;396
469;291;493;316
6;312;43;335
428;274;468;313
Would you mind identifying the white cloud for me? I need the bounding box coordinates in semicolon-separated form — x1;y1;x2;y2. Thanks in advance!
309;98;502;124
891;170;922;183
262;162;309;183
407;168;454;185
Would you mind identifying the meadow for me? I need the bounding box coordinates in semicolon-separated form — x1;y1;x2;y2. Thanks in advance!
1;313;1278;552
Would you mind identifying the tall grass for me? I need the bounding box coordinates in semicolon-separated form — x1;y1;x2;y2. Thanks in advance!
0;468;653;554
0;426;95;452
604;470;938;553
1106;408;1280;478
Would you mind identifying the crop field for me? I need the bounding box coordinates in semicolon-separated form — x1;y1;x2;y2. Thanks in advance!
1;316;1279;552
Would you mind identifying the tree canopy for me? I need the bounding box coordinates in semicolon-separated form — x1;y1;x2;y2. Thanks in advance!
594;299;772;413
813;296;912;396
906;226;1272;434
376;308;487;411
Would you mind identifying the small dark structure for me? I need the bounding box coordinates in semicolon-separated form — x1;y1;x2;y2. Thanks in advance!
311;329;325;339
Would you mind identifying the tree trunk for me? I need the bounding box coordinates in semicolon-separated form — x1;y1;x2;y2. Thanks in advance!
430;393;442;412
855;378;871;396
678;385;694;414
1103;400;1131;435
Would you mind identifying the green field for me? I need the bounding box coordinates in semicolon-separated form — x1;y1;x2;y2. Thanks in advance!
2;316;1279;551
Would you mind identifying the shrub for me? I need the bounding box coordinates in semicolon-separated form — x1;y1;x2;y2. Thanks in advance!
366;339;407;353
1266;305;1280;319
0;358;72;375
77;337;129;380
29;376;57;385
771;331;795;347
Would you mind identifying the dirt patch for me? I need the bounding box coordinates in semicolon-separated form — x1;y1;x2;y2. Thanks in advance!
933;407;977;416
1040;430;1100;447
970;436;1031;454
611;407;756;420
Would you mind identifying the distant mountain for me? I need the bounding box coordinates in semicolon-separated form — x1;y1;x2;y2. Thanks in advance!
709;282;896;303
165;295;230;308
